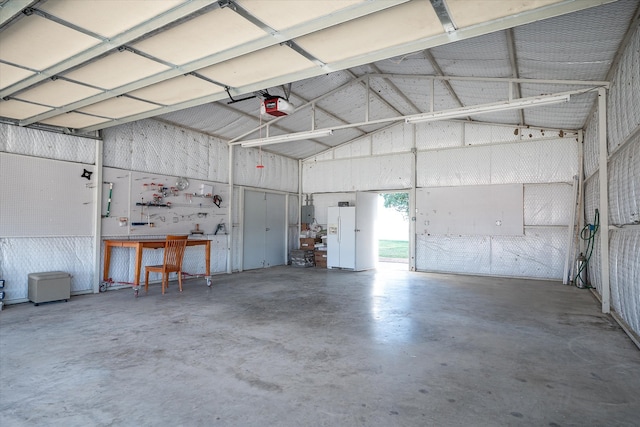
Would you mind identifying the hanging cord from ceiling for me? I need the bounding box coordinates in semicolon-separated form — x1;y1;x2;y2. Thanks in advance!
256;97;264;168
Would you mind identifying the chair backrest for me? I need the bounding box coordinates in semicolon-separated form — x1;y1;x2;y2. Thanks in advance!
164;235;189;268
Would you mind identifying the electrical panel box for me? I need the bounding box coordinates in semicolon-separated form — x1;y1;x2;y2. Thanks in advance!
301;205;314;223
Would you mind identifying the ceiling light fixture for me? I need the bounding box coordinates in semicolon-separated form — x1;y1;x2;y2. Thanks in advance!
240;129;333;148
405;94;571;124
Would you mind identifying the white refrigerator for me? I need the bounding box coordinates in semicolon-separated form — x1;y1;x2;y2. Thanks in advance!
327;192;378;271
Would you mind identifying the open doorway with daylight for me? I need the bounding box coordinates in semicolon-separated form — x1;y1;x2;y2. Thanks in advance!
378;192;409;268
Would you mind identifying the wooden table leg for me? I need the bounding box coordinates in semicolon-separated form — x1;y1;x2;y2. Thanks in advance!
205;241;211;286
205;241;211;276
134;243;143;286
103;242;112;281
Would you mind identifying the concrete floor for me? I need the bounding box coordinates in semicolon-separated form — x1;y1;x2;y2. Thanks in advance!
1;265;639;427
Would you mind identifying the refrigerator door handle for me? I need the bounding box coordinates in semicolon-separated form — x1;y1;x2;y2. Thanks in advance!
338;216;341;244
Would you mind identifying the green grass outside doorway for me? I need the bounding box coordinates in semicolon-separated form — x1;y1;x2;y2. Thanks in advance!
379;240;408;259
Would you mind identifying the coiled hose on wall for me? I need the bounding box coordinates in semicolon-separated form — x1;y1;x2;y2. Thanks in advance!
575;209;600;288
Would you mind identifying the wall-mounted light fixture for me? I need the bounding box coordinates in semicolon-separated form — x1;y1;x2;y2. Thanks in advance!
405;94;571;124
240;128;333;148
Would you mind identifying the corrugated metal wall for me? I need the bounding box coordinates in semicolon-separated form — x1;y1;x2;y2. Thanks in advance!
583;24;640;336
304;121;579;280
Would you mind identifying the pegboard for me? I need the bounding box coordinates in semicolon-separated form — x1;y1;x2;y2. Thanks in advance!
416;184;524;236
0;152;94;237
101;167;229;236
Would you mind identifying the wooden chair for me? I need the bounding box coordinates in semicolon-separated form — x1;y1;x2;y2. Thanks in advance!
144;235;188;295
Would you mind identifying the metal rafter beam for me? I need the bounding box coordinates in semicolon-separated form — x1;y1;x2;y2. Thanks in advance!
369;73;610;87
218;101;333;149
345;69;404;117
0;0;37;28
429;0;456;33
289;90;368;136
369;63;422;114
424;49;470;120
506;28;524;125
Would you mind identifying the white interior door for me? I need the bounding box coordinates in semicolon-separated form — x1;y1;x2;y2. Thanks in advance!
243;190;266;270
243;190;287;270
355;192;378;271
265;193;286;267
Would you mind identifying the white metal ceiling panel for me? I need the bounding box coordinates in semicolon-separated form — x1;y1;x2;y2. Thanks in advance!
132;7;266;66
0;99;52;120
368;78;419;116
14;80;103;108
128;75;224;105
433;80;464;111
430;32;512;78
0;15;100;70
76;97;160;119
158;103;252;139
290;71;355;101
63;51;171;90
0;63;35;91
373;52;436;74
294;1;442;63
448;80;510;108
522;90;596;129
263;139;324;160
383;76;434;113
446;0;563;28
316;83;369;124
515;0;637;80
197;45;315;88
237;0;364;30
39;112;112;129
38;0;185;38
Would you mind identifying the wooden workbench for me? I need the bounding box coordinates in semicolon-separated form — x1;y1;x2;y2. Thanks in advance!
103;238;211;293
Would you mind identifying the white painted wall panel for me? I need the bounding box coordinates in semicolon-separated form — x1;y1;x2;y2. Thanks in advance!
102;119;223;181
490;138;578;184
490;227;566;279
1;237;93;302
372;124;411;154
417;146;491;187
464;122;519;145
416;184;524;236
415;121;463;150
335;136;371;159
0;153;94;237
416;234;492;275
234;147;298;193
303;153;412;193
418;138;577;187
524;183;573;226
416;227;566;279
0;123;95;163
